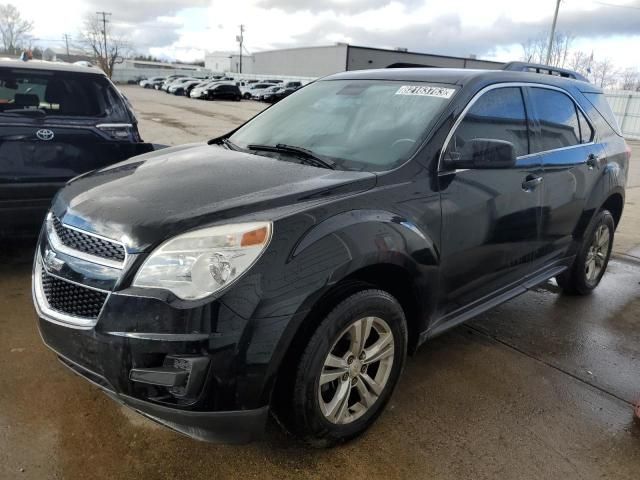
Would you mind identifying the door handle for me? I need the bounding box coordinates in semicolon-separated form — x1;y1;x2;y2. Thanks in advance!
586;153;599;169
522;174;543;191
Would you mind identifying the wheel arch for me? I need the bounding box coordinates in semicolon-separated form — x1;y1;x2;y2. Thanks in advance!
269;261;426;412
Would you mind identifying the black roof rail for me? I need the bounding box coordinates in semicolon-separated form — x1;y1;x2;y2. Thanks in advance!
503;61;589;83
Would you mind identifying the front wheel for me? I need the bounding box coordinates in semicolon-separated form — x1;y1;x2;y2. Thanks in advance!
281;289;407;447
556;209;615;295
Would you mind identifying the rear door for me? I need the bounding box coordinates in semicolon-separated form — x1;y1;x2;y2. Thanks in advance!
438;86;543;315
525;86;601;264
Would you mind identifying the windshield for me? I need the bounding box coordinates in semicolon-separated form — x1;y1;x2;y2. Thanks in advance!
0;68;127;118
229;79;457;172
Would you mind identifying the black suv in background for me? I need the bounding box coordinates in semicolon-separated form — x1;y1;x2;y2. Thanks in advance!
33;66;628;446
206;83;242;101
0;59;153;236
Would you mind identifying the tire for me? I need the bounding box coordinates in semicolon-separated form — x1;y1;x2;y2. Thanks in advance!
244;92;251;99
280;289;407;447
556;209;615;295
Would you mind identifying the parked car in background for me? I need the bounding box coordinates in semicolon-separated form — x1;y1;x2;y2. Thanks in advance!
159;75;187;90
139;76;165;88
190;80;226;99
284;81;303;89
161;76;191;91
206;83;242;101
258;85;283;101
265;79;283;84
0;59;155;237
184;80;208;97
167;78;199;94
264;86;298;103
241;82;277;99
169;79;200;95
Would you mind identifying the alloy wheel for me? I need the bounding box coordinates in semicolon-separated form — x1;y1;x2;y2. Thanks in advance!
318;316;395;425
585;224;610;282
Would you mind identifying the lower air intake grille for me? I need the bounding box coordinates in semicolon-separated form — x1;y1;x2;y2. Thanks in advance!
41;270;108;319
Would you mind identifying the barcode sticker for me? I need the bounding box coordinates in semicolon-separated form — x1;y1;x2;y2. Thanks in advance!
395;85;455;98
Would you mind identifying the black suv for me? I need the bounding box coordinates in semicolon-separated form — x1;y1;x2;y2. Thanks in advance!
0;59;153;236
33;66;629;446
206;83;242;101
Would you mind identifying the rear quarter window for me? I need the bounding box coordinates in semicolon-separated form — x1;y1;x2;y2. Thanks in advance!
582;92;623;137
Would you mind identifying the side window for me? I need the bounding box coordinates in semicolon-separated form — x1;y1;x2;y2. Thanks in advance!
530;88;580;152
577;108;594;143
445;87;529;159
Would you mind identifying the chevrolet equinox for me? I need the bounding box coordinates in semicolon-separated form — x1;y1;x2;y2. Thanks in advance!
33;66;629;447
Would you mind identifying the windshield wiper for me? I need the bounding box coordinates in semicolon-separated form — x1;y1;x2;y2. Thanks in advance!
2;108;47;117
247;143;336;170
220;137;239;150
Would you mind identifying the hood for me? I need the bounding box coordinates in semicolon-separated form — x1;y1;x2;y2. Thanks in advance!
54;143;376;251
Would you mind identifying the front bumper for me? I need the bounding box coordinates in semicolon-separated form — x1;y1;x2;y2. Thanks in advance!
37;316;270;443
52;345;268;443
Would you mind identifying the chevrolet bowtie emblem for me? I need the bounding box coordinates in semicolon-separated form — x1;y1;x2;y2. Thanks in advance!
44;249;65;272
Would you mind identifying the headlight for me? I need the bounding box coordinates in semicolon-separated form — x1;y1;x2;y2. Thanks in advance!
133;222;272;300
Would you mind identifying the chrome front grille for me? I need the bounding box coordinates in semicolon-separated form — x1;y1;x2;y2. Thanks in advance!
51;215;125;263
40;269;108;319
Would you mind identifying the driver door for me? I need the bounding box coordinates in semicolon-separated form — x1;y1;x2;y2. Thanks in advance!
436;86;544;317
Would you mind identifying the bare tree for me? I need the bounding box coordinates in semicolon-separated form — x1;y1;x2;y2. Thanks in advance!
0;4;34;54
590;58;617;88
520;32;572;67
520;38;546;64
619;67;640;91
567;50;591;76
77;14;129;77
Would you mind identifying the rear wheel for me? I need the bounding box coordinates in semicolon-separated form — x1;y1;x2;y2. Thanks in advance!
280;289;407;447
556;209;614;295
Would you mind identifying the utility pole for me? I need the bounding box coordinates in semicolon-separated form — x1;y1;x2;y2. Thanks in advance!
96;11;111;71
63;34;70;56
237;24;244;74
545;0;561;66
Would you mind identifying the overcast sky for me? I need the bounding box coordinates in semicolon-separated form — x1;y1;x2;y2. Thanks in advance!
19;0;640;68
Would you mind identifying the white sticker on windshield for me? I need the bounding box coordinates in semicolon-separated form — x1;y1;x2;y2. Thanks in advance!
395;85;455;98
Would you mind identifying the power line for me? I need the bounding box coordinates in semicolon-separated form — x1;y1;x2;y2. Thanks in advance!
591;0;640;10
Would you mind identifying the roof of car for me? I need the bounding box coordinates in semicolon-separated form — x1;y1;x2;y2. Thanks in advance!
0;58;105;75
324;68;599;91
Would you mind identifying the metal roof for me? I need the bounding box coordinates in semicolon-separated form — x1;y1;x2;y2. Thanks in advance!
323;68;597;90
0;59;105;75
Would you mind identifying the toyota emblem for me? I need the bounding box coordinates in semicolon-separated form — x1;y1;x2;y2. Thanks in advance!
36;129;55;141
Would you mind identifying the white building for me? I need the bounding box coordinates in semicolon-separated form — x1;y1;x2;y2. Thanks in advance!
205;51;253;74
250;44;504;78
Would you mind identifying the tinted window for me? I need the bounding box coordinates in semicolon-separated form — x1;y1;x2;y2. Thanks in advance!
583;92;622;136
230;80;457;172
446;87;528;158
530;88;580;152
0;69;126;118
577;108;594;143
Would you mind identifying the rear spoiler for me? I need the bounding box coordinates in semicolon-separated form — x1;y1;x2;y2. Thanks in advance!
503;62;589;83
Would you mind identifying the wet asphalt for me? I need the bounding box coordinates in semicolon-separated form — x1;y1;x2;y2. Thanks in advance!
1;245;639;479
1;88;639;479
